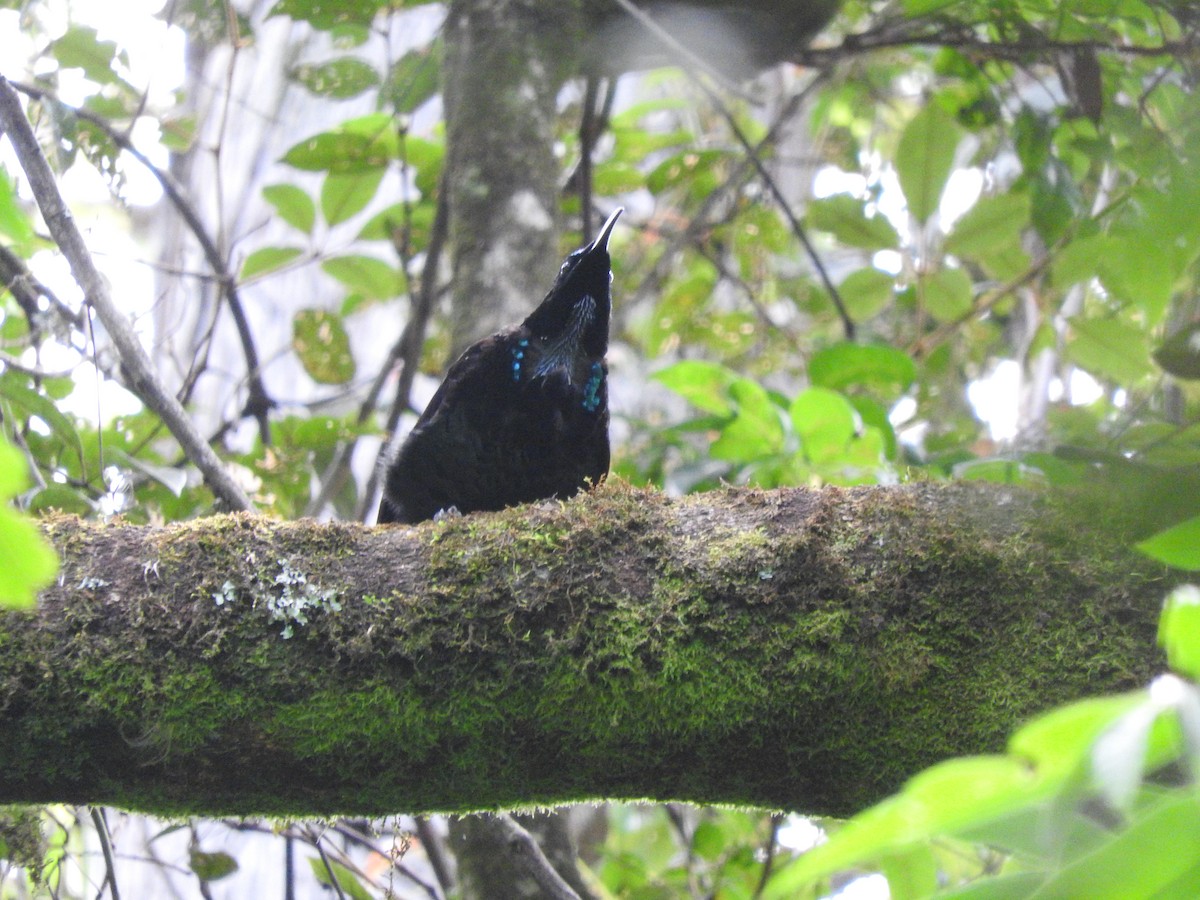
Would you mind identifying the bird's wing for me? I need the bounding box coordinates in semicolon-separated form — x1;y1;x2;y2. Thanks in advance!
410;338;492;428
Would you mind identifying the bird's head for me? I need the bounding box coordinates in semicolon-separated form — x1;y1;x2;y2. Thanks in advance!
523;207;621;366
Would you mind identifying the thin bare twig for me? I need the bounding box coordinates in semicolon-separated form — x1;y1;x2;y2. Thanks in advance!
490;814;582;900
0;241;83;334
333;821;440;900
0;76;254;511
9;79;274;446
310;836;348;900
308;175;451;521
750;813;784;900
609;0;855;340
579;75;600;239
627;70;829;328
357;180;451;521
907;251;1056;359
415;815;455;899
89;807;120;900
793;24;1199;70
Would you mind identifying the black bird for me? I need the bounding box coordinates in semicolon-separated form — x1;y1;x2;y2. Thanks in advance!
378;208;622;524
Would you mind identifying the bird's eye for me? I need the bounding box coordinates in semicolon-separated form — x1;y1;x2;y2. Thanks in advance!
559;249;584;275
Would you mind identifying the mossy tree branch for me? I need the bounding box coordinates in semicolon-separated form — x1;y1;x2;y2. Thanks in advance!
0;482;1166;817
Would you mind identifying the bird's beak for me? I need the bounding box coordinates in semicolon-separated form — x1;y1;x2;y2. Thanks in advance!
588;207;623;255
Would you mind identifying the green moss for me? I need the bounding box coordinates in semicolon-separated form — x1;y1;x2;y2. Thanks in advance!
3;485;1167;817
265;683;443;760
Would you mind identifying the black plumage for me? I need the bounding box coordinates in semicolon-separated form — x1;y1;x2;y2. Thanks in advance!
378;208;622;524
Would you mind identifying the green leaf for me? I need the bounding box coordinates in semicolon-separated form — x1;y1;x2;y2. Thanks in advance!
0;166;35;246
401;135;444;198
1032;791;1200;899
903;0;965;13
270;0;383;31
159;115;198;153
712;378;783;462
766;756;1047;893
240;246;304;280
291;56;379;99
321;254;404;299
1067;317;1153;385
849;396;898;460
880;845;938;900
1052;233;1109;292
28;484;93;516
51;25;122;83
292;308;356;385
308;857;374;900
0;436;58;608
593;161;645;195
943;192;1031;280
1009;694;1144;784
932;872;1045;899
357;199;436;249
691;821;725;861
791;388;856;464
837;268;895;320
380;46;440;114
1138;516;1200;572
0;372;83;468
1154;321;1200;380
652;361;737;415
321;168;385;226
282;114;397;173
188;849;238;882
1098;230;1178;325
920;266;973;322
944;192;1029;258
895;103;962;223
809;343;916;398
806;194;900;251
647;149;734;199
263;184;316;234
1159;585;1200;678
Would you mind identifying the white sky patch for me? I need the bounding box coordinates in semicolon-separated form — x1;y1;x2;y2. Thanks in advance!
72;0;185;106
776;815;825;852
872;249;903;275
967;359;1021;441
62;363;144;422
1069;368;1104;405
813;165;866;199
889;395;917;427
829;873;890;899
1048;368;1105;407
939;167;983;231
871;167;907;234
120;116;172;206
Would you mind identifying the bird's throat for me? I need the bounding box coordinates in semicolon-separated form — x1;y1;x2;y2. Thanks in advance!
532;293;597;382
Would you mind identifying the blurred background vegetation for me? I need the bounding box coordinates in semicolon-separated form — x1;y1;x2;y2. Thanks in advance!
2;0;1200;896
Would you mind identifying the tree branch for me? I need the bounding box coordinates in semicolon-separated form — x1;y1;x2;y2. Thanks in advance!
0;77;255;512
490;815;582;900
0;483;1166;816
8;80;275;446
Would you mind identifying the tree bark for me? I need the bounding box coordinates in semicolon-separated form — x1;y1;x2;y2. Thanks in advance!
0;483;1167;817
442;0;581;355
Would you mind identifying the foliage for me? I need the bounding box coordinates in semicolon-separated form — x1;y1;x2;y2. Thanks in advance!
1;0;1199;895
0;435;57;608
768;584;1200;898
